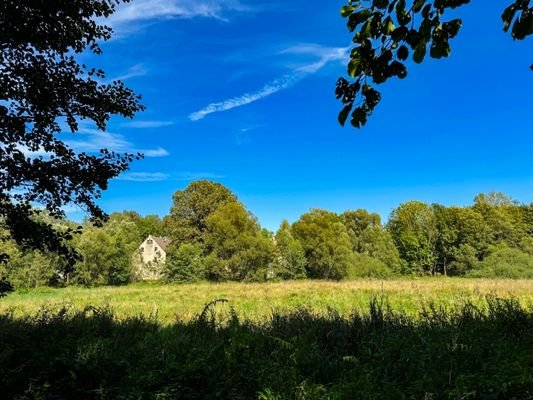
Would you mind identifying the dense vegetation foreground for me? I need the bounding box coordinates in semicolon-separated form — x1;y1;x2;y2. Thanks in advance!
1;294;532;399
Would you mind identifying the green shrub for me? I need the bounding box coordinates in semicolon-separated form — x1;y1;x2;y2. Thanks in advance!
449;243;480;275
164;243;205;282
346;253;394;278
0;237;64;289
468;245;533;278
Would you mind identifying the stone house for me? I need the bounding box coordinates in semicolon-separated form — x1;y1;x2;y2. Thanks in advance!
134;235;171;280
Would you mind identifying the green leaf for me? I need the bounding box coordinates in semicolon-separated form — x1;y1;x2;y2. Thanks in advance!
351;107;368;128
348;59;361;78
360;18;374;39
509;12;533;40
397;45;409;61
413;0;426;13
391;26;408;42
397;11;412;26
502;4;517;32
395;0;406;14
390;61;407;79
430;41;450;59
421;4;432;18
444;19;462;38
373;0;389;9
383;16;396;35
413;42;426;63
338;105;352;126
341;5;356;17
347;9;373;32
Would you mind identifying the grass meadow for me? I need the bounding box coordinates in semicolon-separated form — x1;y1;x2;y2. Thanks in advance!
2;278;533;322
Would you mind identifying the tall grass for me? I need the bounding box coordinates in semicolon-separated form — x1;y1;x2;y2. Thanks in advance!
2;279;533;323
0;296;531;399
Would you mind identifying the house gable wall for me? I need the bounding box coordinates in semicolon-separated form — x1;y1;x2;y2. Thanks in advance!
134;235;168;280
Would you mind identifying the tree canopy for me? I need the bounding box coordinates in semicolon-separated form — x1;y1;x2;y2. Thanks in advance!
0;0;143;273
165;180;238;251
204;201;275;281
292;209;355;280
337;0;533;128
387;201;438;274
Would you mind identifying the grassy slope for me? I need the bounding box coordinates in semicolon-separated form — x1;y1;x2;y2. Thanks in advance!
2;279;533;323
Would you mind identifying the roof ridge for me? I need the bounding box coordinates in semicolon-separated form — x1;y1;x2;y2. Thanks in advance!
150;235;171;252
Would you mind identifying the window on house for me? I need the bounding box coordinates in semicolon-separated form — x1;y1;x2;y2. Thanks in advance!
147;239;153;245
140;247;144;253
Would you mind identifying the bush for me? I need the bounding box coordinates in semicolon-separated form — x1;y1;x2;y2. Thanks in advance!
346;253;394;278
0;237;64;289
468;245;533;278
164;243;205;282
448;243;480;275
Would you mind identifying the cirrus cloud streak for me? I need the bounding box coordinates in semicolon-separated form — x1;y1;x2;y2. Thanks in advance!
189;44;348;121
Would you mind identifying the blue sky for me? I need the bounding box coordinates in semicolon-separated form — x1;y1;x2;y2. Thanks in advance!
65;0;533;231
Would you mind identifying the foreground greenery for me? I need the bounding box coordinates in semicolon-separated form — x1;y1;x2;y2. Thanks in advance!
337;1;533;128
0;0;144;263
1;296;531;399
2;279;533;323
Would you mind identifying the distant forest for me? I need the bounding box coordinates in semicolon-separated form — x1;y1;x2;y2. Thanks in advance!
1;180;533;289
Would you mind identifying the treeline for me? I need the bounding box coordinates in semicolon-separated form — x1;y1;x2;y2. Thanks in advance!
0;212;165;288
1;181;533;288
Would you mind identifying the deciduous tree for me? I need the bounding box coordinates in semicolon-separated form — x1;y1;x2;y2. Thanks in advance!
274;220;307;279
292;209;355;280
166;181;237;250
387;201;438;274
358;225;404;272
73;216;140;285
341;209;381;252
0;0;144;294
204;202;275;281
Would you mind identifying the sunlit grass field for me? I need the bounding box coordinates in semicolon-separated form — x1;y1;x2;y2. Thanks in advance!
2;278;533;323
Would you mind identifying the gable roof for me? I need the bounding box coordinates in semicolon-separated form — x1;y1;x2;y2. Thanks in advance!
151;236;171;252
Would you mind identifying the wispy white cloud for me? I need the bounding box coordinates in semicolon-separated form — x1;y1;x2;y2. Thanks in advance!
142;148;170;157
280;44;349;73
116;171;224;182
189;44;348;121
189;73;301;121
65;129;170;158
240;124;265;134
110;64;148;81
235;124;265;145
18;118;169;159
176;171;226;181
108;0;252;32
118;172;171;182
121;120;174;128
